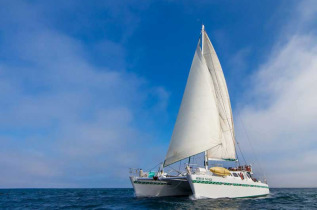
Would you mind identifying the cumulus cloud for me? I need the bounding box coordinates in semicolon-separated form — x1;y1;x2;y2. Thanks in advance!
237;1;317;187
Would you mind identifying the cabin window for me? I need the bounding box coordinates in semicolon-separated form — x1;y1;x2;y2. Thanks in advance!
246;172;251;179
232;173;238;177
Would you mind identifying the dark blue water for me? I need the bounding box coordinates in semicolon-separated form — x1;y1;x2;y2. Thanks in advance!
0;188;316;209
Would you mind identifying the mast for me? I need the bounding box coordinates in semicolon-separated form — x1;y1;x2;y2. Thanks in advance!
202;24;208;171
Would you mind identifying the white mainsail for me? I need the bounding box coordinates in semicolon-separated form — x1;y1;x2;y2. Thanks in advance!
164;26;236;167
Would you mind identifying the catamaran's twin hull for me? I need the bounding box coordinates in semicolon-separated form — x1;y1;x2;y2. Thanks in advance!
130;176;192;197
187;174;269;199
130;175;269;198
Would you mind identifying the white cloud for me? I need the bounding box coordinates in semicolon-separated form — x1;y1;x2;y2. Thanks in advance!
0;1;167;188
237;2;317;187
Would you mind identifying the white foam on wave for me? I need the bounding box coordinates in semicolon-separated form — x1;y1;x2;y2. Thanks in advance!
189;194;209;200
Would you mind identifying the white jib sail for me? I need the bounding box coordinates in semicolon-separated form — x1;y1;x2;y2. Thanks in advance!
164;43;222;167
202;31;236;160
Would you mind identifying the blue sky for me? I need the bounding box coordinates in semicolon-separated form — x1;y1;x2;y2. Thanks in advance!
0;0;316;188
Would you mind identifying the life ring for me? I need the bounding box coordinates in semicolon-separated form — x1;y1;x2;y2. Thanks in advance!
240;172;244;180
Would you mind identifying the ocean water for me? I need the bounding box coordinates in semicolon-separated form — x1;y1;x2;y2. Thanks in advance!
0;188;316;209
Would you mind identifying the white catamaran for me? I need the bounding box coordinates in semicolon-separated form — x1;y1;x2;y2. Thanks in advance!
130;25;269;198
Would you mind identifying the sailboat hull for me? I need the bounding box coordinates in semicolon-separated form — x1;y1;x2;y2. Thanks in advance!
130;176;192;197
187;174;269;199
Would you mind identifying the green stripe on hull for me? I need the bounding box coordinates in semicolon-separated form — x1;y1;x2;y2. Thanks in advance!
192;180;269;189
133;181;169;185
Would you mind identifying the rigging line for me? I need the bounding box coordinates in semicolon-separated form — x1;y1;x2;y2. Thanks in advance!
166;165;182;175
236;139;247;165
238;115;266;178
147;162;162;172
235;152;240;167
